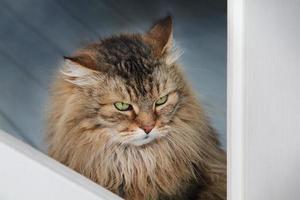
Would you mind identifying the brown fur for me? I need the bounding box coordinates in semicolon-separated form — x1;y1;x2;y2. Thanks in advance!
46;16;226;200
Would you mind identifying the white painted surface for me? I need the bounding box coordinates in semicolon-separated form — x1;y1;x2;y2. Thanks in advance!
0;130;122;200
227;0;245;200
229;0;300;199
245;1;300;200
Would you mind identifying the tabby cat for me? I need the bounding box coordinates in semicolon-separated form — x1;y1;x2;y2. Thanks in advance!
47;16;226;200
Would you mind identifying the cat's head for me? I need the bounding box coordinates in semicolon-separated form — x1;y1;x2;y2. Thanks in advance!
61;16;190;146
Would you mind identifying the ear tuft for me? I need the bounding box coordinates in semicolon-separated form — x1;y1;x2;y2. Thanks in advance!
165;41;184;65
144;15;173;56
61;57;99;86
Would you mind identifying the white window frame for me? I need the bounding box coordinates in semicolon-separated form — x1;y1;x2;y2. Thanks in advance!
227;0;245;199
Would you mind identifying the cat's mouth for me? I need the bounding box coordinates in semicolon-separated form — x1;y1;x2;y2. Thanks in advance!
119;127;169;147
131;133;157;146
128;128;164;146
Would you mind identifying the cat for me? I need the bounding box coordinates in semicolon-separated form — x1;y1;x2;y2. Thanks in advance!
46;16;226;200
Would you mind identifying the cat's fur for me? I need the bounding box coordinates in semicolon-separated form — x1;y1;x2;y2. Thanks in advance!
47;16;226;200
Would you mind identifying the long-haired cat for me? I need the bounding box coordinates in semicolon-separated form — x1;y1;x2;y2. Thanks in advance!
47;16;226;200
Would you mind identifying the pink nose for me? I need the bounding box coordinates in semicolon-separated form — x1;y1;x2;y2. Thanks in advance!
141;124;155;134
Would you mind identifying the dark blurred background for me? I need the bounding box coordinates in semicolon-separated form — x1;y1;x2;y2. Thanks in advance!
0;0;227;152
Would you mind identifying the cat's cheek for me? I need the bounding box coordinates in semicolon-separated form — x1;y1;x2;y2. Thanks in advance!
156;104;175;114
156;105;176;123
156;118;169;127
154;118;170;131
116;122;139;132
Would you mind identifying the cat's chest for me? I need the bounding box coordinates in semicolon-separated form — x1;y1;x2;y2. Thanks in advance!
98;145;202;200
112;161;200;200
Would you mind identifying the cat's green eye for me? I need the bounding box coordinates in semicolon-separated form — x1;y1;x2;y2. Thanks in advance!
114;102;132;111
155;95;168;106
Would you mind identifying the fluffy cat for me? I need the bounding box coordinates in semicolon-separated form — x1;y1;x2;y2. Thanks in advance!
47;16;226;200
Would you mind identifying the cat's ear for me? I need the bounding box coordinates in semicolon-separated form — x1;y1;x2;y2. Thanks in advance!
144;15;173;56
63;52;99;70
61;56;100;86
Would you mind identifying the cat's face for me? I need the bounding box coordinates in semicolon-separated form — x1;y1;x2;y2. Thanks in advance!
62;16;186;146
92;65;183;146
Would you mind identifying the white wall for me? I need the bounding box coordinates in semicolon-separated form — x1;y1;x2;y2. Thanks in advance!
229;0;300;199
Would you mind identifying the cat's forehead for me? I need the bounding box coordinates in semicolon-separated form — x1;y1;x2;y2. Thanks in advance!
112;68;162;99
99;35;165;94
103;67;175;105
100;35;152;63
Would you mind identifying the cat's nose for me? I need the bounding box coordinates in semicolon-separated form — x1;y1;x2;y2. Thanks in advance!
141;124;155;134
